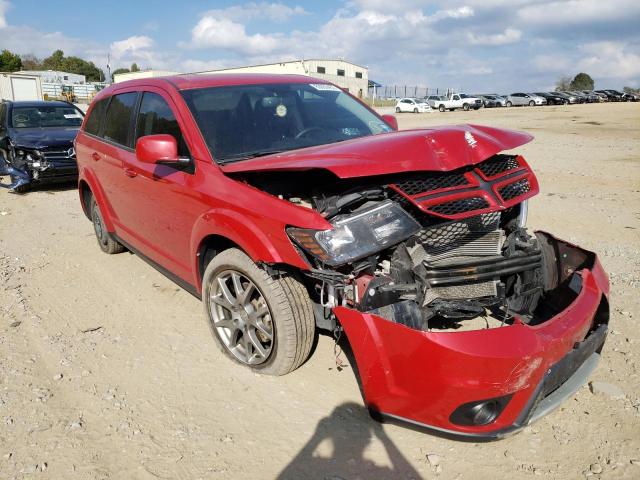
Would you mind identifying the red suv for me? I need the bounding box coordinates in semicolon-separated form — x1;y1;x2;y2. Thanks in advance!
75;74;609;439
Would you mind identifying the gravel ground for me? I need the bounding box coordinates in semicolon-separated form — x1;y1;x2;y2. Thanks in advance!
0;102;639;479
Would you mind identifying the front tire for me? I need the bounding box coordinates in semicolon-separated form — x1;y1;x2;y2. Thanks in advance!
90;196;125;254
438;105;445;112
506;101;512;107
462;103;470;111
202;248;315;376
529;100;535;106
413;108;418;113
395;107;401;113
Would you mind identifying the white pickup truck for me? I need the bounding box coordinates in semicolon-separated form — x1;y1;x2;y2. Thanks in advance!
428;93;483;112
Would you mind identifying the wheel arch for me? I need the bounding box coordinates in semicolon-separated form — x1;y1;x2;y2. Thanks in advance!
77;170;117;231
191;209;310;292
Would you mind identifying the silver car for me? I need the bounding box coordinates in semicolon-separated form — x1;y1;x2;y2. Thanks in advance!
506;93;547;106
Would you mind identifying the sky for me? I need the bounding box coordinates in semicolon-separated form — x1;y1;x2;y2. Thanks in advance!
1;0;639;92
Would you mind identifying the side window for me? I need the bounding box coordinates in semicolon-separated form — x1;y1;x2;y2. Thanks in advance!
84;98;109;136
316;66;325;74
453;95;460;100
135;92;189;157
355;71;363;79
0;104;6;130
103;92;138;147
337;69;345;77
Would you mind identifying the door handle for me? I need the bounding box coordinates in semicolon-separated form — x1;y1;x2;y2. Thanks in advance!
123;167;137;178
91;152;101;161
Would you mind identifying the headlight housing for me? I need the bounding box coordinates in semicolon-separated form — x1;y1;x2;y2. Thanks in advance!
288;201;421;266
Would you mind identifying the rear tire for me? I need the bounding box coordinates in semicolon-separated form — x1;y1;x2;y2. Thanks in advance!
506;101;512;107
413;108;418;113
202;248;315;376
90;196;125;254
438;105;445;112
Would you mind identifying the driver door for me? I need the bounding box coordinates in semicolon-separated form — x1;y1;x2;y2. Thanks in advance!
116;88;200;281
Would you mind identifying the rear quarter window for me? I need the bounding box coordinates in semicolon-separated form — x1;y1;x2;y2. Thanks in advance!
102;92;138;147
84;98;109;136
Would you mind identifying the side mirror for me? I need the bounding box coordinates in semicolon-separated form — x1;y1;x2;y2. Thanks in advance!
381;114;398;131
136;134;178;164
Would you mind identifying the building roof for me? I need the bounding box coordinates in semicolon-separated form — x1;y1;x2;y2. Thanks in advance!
99;73;332;99
188;58;368;75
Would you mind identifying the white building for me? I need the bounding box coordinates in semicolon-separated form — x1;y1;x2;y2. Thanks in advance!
112;69;179;84
198;59;369;97
111;59;369;97
14;70;86;84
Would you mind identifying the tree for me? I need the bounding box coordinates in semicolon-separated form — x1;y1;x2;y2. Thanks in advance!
623;86;639;94
130;63;140;72
555;75;572;92
41;49;65;70
570;72;594;90
112;67;130;76
39;50;104;82
20;54;42;70
0;49;23;72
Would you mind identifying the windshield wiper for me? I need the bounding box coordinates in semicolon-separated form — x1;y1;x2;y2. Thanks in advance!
218;149;285;164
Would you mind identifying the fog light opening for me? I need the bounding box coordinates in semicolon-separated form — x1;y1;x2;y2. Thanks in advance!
450;395;513;427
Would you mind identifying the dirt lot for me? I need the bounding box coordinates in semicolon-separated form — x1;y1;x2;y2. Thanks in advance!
1;103;639;480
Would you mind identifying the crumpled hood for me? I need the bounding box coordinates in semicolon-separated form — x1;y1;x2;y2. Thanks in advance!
220;124;533;179
9;127;79;149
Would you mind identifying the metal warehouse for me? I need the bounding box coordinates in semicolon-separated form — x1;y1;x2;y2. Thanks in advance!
113;59;369;97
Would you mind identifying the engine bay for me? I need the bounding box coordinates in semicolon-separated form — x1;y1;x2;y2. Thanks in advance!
231;153;574;332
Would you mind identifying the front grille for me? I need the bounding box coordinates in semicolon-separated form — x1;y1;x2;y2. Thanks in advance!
413;212;500;249
393;172;469;196
430;197;489;216
499;179;531;201
477;155;520;177
388;153;534;220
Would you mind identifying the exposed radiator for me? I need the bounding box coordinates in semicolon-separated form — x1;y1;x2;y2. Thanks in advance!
409;213;504;305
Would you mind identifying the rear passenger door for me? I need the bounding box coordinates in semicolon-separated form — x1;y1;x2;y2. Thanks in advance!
97;91;140;236
117;89;197;281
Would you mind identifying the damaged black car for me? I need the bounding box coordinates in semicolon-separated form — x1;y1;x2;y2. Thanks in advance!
0;100;84;193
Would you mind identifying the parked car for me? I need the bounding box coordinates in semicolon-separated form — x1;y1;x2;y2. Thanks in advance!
567;91;592;103
595;90;622;102
76;73;609;439
395;97;432;113
588;91;608;102
560;91;585;103
623;91;640;102
506;93;547;107
579;91;601;103
0;100;84;193
485;94;507;107
533;92;568;105
431;93;483;111
473;95;499;108
554;91;578;104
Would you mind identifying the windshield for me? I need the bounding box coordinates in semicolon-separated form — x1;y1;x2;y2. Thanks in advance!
181;82;393;163
10;105;84;128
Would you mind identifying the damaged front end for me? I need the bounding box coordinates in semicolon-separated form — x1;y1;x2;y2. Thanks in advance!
229;126;610;438
0;143;77;193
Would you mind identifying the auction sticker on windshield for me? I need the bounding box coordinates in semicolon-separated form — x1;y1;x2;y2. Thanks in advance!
309;84;341;91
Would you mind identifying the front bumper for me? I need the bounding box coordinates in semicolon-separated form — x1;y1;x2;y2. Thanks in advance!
335;232;609;439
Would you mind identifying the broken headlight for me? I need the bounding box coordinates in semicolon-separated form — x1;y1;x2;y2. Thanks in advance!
288;201;421;266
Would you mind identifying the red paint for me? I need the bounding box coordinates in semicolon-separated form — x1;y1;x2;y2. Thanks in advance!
335;239;607;435
76;74;609;436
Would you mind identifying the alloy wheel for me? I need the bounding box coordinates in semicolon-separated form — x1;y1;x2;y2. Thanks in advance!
208;270;274;365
